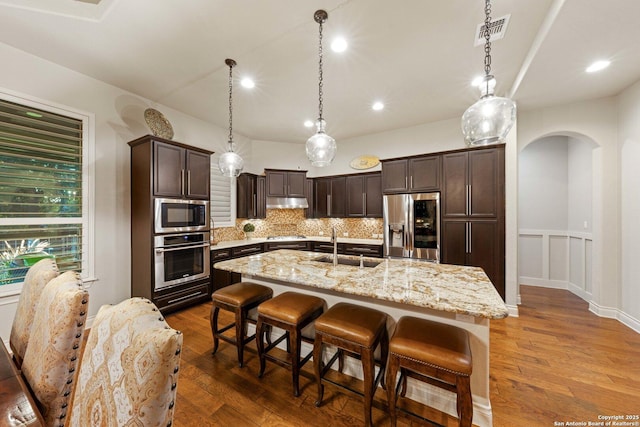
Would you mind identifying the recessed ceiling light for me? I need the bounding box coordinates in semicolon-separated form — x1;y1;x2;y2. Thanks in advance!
586;60;610;73
372;101;384;111
331;37;348;53
240;77;255;89
304;120;314;128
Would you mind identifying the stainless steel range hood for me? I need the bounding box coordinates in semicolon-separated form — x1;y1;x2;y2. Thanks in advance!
266;196;309;209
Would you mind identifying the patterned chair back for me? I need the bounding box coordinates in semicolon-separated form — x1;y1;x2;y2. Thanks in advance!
21;270;89;427
69;297;183;427
9;258;59;369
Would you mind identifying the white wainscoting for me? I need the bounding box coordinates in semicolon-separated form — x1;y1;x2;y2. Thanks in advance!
518;229;593;301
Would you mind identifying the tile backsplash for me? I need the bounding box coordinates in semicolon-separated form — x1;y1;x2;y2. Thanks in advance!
213;209;383;243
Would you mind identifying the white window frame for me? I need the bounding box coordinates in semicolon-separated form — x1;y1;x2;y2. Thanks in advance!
0;87;95;298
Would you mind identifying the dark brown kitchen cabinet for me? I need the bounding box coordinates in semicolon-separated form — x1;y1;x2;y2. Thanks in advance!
304;178;314;218
342;243;383;257
265;169;307;197
381;155;440;194
264;241;311;251
346;172;382;218
210;248;240;292
314;176;346;218
441;219;504;299
128;135;213;313
237;173;265;219
440;145;505;299
153;140;210;199
442;146;503;218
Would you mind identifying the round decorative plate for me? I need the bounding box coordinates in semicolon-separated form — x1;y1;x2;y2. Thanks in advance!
144;108;174;140
350;155;380;170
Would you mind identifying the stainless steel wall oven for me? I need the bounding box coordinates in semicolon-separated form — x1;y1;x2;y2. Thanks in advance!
154;232;210;290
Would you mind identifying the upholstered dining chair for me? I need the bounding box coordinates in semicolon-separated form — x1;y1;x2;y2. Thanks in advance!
68;297;183;427
21;270;89;427
9;257;59;369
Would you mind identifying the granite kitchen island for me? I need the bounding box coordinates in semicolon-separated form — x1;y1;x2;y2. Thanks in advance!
214;249;508;427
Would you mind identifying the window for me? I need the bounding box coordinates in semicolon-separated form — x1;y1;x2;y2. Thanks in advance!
0;91;94;295
209;152;236;228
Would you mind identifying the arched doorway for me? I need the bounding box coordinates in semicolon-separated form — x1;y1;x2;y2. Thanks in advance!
517;133;598;304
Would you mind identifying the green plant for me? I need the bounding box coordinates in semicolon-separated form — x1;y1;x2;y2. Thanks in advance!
243;223;255;233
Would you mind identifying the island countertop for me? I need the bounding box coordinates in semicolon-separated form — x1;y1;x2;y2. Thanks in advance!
214;249;508;319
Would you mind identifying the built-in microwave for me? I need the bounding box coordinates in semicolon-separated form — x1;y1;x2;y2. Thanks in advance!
154;198;209;234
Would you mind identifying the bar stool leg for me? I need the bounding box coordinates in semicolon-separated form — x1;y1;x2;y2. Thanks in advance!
456;375;473;427
362;346;375;427
380;327;389;389
210;306;220;355
235;306;246;367
290;327;301;397
313;337;324;406
256;318;266;378
385;354;401;427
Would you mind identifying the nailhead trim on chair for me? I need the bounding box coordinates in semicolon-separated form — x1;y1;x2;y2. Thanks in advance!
391;352;470;377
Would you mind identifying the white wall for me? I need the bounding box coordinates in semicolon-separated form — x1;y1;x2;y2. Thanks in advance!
518;136;568;230
618;79;640;325
0;42;246;340
568;136;594;233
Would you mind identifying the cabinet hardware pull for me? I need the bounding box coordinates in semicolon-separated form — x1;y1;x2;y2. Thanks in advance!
362;193;366;215
253;194;257;217
168;292;202;305
328;194;331;216
410;175;413;189
187;170;191;195
237;247;260;254
468;184;472;215
181;169;185;196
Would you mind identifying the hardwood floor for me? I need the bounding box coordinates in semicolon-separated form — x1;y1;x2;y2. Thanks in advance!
165;286;640;426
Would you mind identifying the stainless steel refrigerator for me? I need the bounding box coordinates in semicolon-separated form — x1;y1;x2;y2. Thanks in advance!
383;192;440;261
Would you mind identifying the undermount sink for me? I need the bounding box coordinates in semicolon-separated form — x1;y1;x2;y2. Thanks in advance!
312;255;381;268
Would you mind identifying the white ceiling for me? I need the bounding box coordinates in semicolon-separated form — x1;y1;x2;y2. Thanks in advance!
1;0;639;144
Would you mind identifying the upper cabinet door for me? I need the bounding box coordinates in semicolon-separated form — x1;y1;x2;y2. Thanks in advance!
265;170;307;197
468;148;503;218
154;142;186;197
266;170;287;197
346;175;366;217
442;146;504;218
330;176;347;218
409;156;440;192
185;150;210;199
442;152;468;217
381;159;409;193
365;173;382;217
287;171;307;197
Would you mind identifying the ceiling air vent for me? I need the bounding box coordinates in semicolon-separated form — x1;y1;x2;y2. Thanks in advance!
474;14;510;46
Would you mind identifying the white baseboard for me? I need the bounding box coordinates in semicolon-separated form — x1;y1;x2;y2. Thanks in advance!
519;276;567;289
618;310;640;334
506;304;519;317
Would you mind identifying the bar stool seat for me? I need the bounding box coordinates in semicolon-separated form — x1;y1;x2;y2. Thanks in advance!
256;291;325;397
386;316;473;427
210;282;273;367
313;302;389;427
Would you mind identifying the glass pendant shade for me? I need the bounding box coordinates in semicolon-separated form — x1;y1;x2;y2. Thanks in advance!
461;93;516;146
218;144;244;177
306;119;336;167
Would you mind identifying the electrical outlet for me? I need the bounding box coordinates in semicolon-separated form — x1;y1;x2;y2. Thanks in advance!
343;232;348;237
319;231;323;235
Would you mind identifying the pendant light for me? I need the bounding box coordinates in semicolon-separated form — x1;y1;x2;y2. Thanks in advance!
461;0;516;146
218;58;244;177
306;9;336;167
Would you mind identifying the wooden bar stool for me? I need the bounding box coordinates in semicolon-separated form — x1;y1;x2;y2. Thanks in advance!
386;316;473;427
313;302;389;427
255;291;325;397
210;282;273;367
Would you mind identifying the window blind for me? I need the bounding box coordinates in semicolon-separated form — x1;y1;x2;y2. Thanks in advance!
209;153;234;227
0;98;83;286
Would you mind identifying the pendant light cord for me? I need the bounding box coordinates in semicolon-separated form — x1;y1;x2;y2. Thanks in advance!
483;0;492;77
228;60;234;149
317;15;324;122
